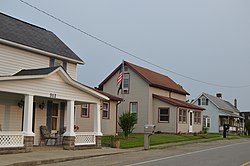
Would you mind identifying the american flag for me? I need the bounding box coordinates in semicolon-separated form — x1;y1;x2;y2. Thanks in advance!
117;67;123;86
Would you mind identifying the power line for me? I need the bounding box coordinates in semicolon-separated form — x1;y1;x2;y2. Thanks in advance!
19;0;250;89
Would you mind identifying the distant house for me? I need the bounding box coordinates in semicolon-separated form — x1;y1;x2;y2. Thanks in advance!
0;12;113;153
240;111;250;121
98;61;204;134
192;93;244;133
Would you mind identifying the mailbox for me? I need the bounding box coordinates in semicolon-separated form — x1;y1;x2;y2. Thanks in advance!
144;125;156;134
144;124;155;150
223;124;230;138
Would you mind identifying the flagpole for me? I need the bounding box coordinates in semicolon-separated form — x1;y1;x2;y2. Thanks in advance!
121;60;125;113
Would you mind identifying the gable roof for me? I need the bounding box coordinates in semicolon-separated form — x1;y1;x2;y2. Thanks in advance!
99;61;189;95
153;94;204;110
0;66;109;101
0;12;84;64
197;93;239;113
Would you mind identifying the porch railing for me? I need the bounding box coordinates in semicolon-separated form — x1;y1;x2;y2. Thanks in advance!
75;132;96;146
0;131;24;148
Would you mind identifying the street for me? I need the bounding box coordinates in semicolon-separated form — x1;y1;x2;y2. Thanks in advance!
43;139;250;166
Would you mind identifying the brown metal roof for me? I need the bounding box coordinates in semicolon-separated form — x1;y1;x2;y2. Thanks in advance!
153;94;205;110
95;89;123;101
99;61;189;95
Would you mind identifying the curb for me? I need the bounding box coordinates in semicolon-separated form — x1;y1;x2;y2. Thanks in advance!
6;150;141;166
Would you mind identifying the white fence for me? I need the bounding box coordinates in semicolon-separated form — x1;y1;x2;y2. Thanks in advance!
75;132;96;146
0;131;24;148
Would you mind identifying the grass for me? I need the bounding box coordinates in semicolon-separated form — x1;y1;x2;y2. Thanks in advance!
102;133;250;149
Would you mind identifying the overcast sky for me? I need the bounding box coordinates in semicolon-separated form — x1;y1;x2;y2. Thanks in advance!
1;0;250;110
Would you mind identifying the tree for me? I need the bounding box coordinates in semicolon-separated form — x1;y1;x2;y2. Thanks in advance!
118;112;137;139
245;119;250;135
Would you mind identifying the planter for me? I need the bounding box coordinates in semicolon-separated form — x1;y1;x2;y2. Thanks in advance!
111;137;120;148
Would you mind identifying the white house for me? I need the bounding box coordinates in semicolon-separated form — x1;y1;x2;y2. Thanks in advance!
0;12;110;153
192;92;244;133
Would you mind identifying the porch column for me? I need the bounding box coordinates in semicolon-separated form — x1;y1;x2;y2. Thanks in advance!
64;100;75;136
23;94;35;136
94;103;103;136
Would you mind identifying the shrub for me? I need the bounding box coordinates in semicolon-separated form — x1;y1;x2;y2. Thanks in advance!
245;119;250;135
118;112;137;139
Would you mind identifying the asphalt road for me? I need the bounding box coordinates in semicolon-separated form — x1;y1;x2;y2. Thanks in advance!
44;139;250;166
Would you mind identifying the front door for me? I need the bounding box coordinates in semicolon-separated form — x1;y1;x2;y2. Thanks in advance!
189;111;193;133
51;103;59;133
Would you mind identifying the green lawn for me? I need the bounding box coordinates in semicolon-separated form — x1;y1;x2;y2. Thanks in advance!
102;133;249;149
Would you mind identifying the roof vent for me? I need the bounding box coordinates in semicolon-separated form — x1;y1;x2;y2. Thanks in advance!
216;93;222;98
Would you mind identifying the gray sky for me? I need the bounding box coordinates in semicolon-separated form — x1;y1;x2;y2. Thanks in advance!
1;0;250;110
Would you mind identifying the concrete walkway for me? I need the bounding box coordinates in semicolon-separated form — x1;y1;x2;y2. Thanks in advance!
0;147;138;166
0;137;236;166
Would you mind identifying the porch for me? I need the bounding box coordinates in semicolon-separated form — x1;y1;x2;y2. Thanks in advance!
219;114;244;133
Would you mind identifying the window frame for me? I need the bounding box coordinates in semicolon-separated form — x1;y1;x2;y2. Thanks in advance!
102;102;110;119
129;102;138;123
123;73;130;94
81;104;90;118
158;107;170;123
194;111;201;124
179;108;187;123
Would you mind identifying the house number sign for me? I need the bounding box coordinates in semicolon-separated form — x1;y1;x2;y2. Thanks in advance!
50;93;57;98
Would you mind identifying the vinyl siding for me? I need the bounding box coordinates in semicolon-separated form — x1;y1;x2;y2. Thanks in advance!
153;98;176;133
0;93;23;131
103;67;149;133
101;101;117;135
0;44;49;76
67;63;77;80
75;104;94;132
193;96;219;133
0;44;78;79
0;73;99;103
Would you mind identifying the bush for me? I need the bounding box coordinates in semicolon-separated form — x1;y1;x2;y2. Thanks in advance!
203;126;209;134
245;119;250;135
118;112;137;139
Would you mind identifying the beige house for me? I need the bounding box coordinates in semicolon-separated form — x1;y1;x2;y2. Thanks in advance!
75;90;122;136
99;61;205;133
0;12;116;153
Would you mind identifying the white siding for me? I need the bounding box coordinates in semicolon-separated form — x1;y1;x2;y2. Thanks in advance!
0;93;23;131
0;73;99;103
0;44;49;76
67;63;77;80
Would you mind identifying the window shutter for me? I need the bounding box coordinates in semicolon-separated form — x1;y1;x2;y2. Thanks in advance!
50;57;55;67
63;61;67;71
46;100;53;132
206;99;209;105
198;99;201;105
60;102;65;134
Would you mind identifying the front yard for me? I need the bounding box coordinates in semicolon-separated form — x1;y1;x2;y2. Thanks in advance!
102;133;225;149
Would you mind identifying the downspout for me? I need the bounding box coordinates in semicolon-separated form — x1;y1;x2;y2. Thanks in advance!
176;107;179;133
116;100;122;134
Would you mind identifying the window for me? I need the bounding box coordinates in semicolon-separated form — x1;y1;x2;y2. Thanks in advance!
130;102;138;122
159;108;169;123
194;111;201;124
198;98;208;106
52;103;59;131
123;73;130;94
203;116;211;128
179;109;187;123
50;57;67;70
81;104;90;118
102;102;109;119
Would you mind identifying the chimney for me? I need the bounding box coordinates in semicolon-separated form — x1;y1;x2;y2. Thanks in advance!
234;99;237;108
216;93;222;99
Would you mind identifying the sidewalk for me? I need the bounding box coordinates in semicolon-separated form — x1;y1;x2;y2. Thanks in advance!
0;137;235;166
0;147;138;166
